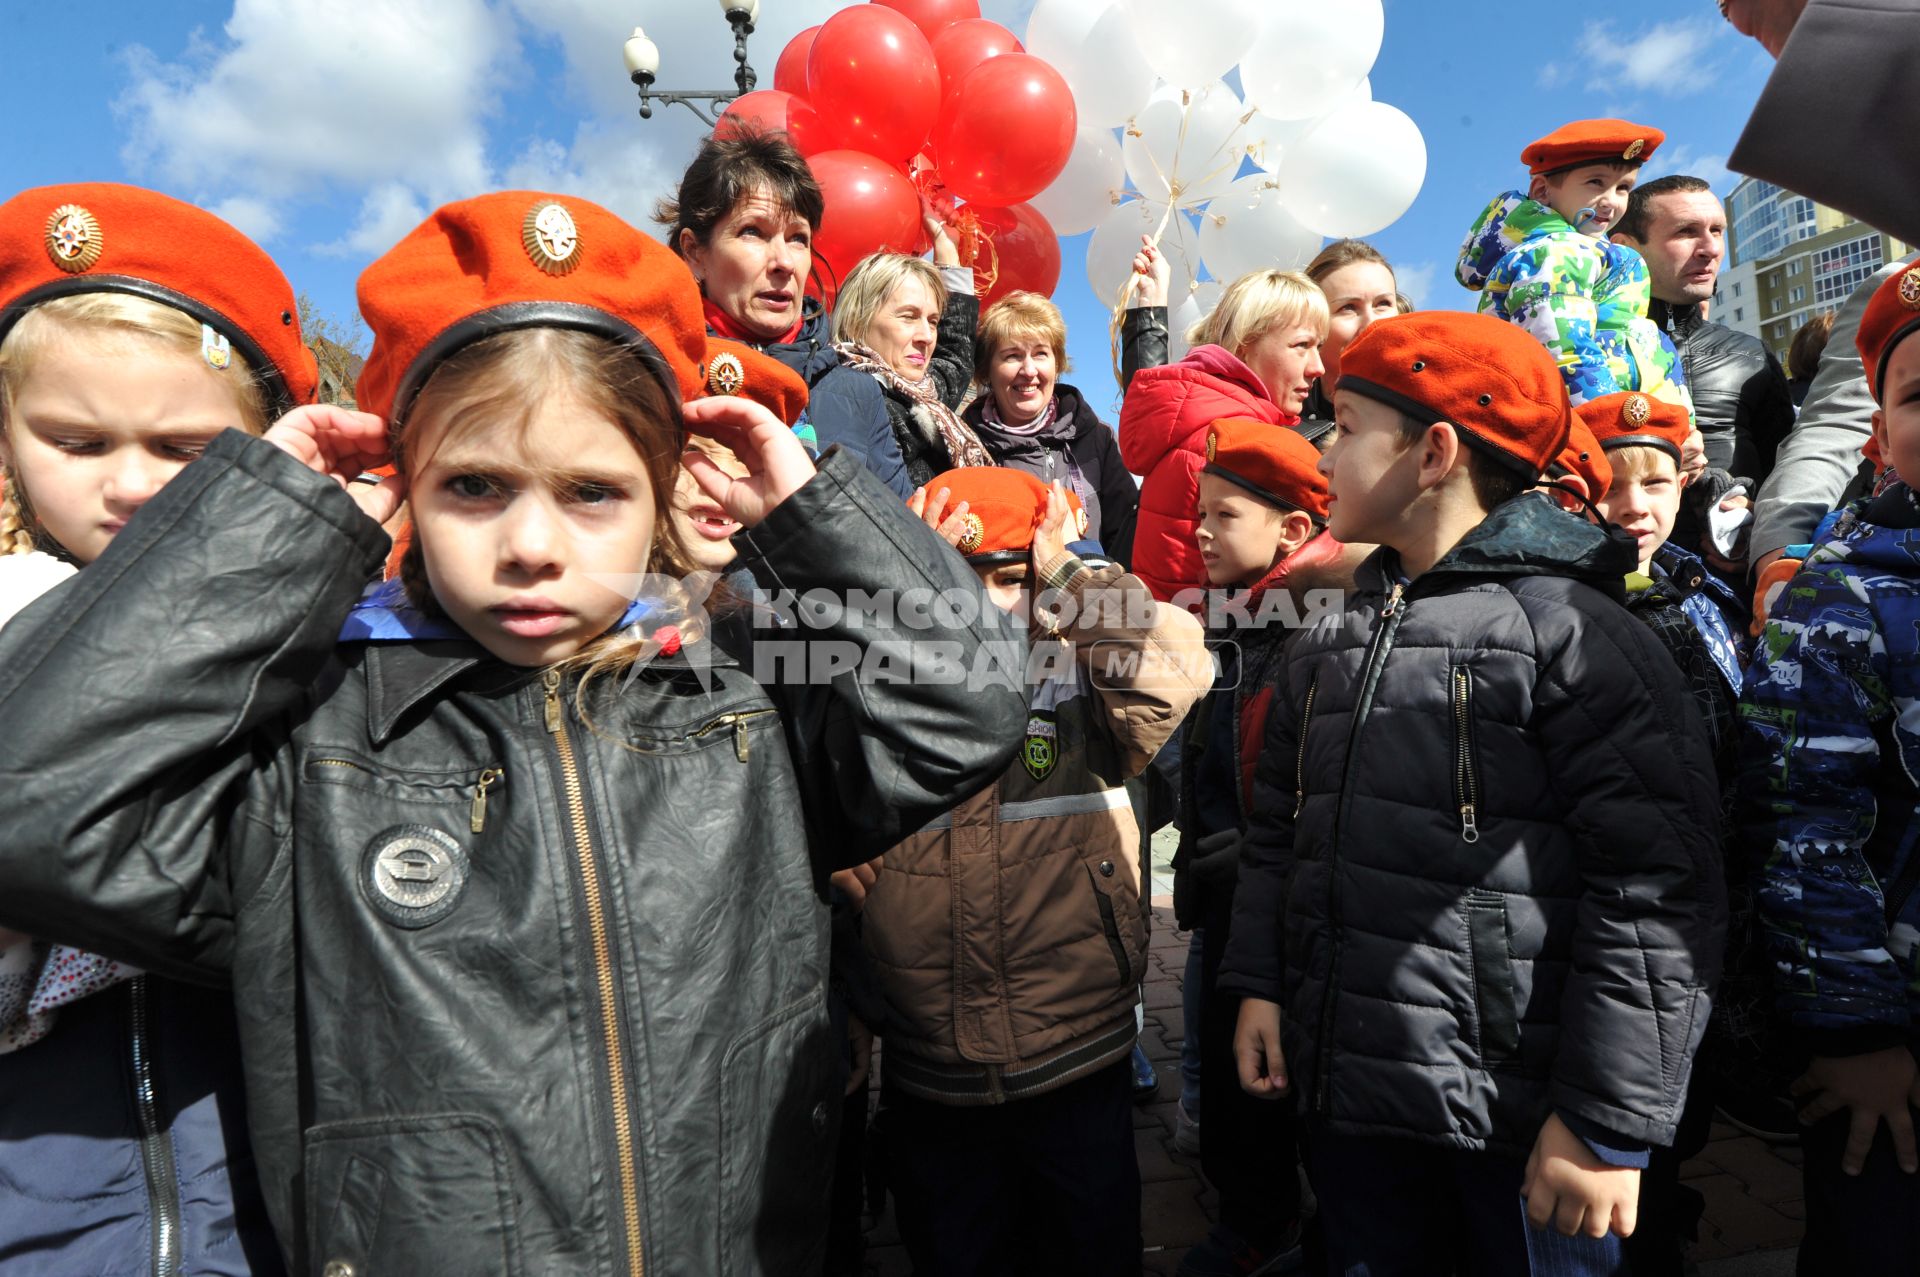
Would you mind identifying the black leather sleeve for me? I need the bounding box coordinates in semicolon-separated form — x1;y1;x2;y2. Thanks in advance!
929;288;982;412
0;430;388;979
1121;306;1169;392
731;447;1028;868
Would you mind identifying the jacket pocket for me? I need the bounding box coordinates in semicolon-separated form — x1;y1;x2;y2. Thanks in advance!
1086;858;1138;986
718;994;837;1275
1465;889;1520;1068
1449;664;1481;844
303;1113;522;1277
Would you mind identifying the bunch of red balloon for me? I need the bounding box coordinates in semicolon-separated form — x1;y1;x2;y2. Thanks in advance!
718;0;1075;308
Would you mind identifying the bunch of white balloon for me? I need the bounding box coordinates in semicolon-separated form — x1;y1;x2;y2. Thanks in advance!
1024;0;1426;355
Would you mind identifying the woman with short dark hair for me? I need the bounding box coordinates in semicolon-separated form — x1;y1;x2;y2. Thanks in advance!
661;127;911;496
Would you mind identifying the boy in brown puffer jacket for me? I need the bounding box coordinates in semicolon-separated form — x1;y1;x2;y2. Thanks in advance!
852;466;1207;1277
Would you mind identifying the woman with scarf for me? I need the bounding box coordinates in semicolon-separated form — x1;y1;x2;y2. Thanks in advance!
964;292;1139;563
662;127;913;497
831;220;995;490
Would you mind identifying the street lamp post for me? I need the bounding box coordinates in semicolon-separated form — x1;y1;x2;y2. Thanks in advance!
624;0;762;128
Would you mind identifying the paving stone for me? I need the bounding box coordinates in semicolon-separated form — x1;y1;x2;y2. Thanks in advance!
1137;1125;1189;1184
1701;1136;1803;1205
1692;1172;1804;1252
1141;1180;1213;1250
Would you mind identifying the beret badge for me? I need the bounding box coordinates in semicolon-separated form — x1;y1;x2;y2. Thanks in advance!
1621;394;1653;427
1899;266;1920;311
1205;430;1218;461
1623;139;1646;161
956;512;986;555
522;200;581;276
44;204;103;274
705;351;745;396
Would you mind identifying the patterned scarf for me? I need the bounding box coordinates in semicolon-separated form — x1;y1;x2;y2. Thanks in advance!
834;342;997;471
979;392;1058;438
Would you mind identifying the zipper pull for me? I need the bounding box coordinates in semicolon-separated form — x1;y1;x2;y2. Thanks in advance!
733;717;751;763
1460;803;1479;844
471;768;502;833
542;669;563;733
1381;582;1406;618
1294;789;1305;818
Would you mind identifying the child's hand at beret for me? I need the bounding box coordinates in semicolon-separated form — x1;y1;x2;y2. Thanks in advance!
683;395;818;529
264;405;405;526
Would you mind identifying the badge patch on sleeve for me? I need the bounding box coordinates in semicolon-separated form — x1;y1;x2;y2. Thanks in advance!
361;824;470;928
1022;710;1059;782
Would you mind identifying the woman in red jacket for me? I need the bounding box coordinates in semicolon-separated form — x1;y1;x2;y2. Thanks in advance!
1118;247;1330;603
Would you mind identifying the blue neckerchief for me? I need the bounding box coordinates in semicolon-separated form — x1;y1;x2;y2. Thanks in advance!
1651;541;1749;695
339;577;654;643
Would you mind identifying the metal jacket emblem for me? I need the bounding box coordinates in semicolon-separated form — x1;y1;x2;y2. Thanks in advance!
45;204;103;273
362;824;470;928
522;201;581;275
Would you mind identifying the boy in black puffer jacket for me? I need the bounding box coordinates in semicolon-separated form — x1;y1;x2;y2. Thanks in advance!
1220;312;1727;1276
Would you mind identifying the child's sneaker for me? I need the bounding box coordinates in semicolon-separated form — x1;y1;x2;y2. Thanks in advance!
1130;1042;1160;1103
1176;1221;1303;1276
1173;1099;1201;1155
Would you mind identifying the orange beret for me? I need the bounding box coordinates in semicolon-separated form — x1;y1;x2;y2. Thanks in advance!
701;337;808;426
1576;391;1691;466
0;182;317;411
1336;312;1571;481
1545;417;1614;498
1202;417;1330;521
929;466;1086;564
1521;119;1665;177
1856;263;1920;404
355;191;707;429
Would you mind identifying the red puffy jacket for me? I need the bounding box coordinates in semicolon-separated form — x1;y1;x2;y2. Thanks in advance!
1117;344;1295;603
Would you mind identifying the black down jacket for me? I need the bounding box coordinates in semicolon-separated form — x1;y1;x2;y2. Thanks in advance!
1649;298;1795;483
0;433;1027;1277
1219;493;1727;1155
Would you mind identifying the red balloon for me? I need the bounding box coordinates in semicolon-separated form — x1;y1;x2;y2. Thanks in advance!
717;90;828;157
932;54;1076;207
873;0;981;41
930;19;1023;104
807;6;941;167
808;150;926;305
972;203;1062;307
773;25;818;97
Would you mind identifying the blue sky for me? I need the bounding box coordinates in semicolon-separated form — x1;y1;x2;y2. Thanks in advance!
2;0;1775;417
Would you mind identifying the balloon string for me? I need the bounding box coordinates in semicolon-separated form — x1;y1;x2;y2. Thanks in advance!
910;155;1001;298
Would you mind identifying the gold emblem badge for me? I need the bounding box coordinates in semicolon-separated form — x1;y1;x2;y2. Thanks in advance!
522;201;581;275
956;512;986;555
1622;394;1653;427
1899;266;1920;311
1623;139;1646;161
1205;431;1219;461
706;351;745;396
1073;505;1090;537
44;204;103;273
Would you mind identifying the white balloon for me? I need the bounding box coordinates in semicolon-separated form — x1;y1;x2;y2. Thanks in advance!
1244;111;1313;174
1085;198;1201;311
1240;0;1384;121
1030;126;1129;237
1122;81;1250;210
1168;280;1223;361
1027;0;1154;129
1120;0;1265;91
1281;100;1427;238
1198;172;1324;283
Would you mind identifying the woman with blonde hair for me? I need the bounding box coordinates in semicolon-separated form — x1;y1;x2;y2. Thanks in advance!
963;291;1138;555
1116;247;1329;603
832;220;995;488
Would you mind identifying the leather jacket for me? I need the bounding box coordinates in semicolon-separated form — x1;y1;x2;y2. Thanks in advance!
1650;298;1795;482
0;432;1027;1276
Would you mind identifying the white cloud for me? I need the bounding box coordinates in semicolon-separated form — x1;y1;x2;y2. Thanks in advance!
1577;19;1728;93
205;194;283;243
1648;144;1735;196
1392;260;1441;310
118;0;516;200
316;183;430;258
1535;62;1569;90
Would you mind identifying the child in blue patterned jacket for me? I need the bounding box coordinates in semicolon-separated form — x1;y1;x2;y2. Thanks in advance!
1738;263;1920;1273
1457;119;1693;424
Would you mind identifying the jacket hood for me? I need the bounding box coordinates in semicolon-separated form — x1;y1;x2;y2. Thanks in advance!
1116;345;1288;477
1457;192;1575;292
1817;480;1920;572
1364;492;1640;596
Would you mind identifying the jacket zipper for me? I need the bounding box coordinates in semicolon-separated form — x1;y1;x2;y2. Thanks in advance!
688;709;776;763
1294;675;1320;818
1452;667;1481;844
1317;581;1407;1115
312;757;369;773
128;976;182;1277
470;768;503;833
543;669;644;1277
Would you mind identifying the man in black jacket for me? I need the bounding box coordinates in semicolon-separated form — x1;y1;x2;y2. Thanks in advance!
1221;312;1726;1277
1611;175;1796;485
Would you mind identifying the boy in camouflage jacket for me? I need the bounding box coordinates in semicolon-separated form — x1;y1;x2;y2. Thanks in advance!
1738;263;1920;1271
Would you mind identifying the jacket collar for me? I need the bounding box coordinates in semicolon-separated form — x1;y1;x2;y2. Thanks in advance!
1648;297;1705;339
1359;492;1639;601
